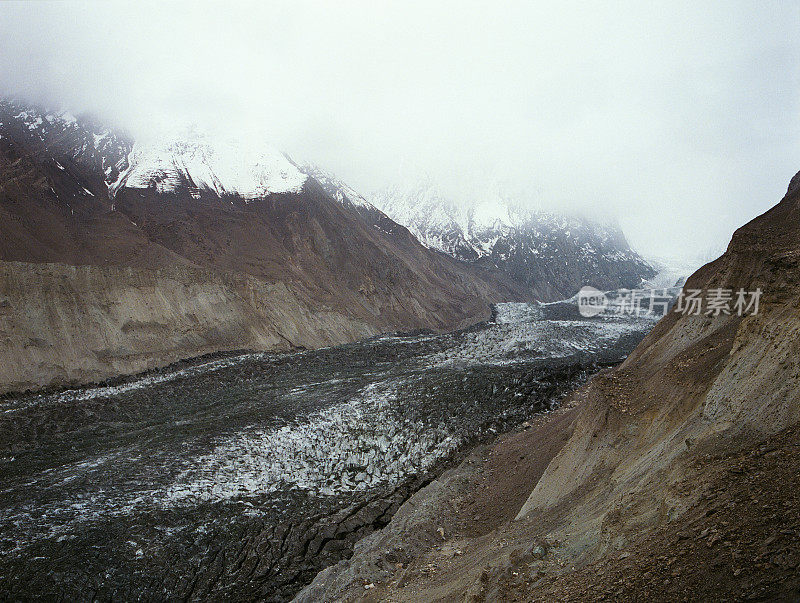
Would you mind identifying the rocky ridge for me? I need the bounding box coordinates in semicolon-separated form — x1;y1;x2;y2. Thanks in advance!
297;171;800;601
371;181;655;300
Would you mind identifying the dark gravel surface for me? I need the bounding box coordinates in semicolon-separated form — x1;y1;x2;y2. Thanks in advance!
0;304;657;600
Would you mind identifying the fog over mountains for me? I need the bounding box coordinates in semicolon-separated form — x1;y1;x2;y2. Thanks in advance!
372;182;655;299
2;3;800;602
2;2;797;262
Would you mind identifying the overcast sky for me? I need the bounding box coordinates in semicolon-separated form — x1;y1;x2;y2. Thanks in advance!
1;1;798;261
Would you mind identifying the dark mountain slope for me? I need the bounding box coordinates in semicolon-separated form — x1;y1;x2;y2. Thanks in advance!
372;182;655;300
0;100;528;392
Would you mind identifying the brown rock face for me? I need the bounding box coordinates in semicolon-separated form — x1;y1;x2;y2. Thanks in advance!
518;169;800;524
0;100;529;392
296;172;800;601
0;261;381;393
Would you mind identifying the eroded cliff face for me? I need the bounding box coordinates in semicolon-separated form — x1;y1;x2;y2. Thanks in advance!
516;174;800;533
0;261;384;393
296;173;800;602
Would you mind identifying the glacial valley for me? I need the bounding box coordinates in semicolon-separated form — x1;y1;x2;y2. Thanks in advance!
0;302;657;600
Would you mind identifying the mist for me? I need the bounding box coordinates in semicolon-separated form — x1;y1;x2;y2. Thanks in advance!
1;0;798;261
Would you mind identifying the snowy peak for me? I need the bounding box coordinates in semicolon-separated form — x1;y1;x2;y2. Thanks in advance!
371;182;655;300
296;165;423;240
0;100;308;203
117;130;307;200
13;107;77;132
371;182;485;258
371;182;641;263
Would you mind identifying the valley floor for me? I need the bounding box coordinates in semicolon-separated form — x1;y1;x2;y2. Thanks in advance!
0;303;654;601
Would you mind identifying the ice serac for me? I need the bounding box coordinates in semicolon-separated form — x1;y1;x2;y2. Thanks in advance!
0;99;530;393
372;182;655;301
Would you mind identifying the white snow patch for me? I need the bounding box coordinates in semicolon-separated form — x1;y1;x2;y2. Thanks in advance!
120;130;307;198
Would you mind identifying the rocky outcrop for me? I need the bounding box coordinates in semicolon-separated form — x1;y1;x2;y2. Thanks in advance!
788;169;800;196
516;169;800;524
298;171;800;601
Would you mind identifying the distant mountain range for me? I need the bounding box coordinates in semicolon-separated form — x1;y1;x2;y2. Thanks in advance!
371;182;655;300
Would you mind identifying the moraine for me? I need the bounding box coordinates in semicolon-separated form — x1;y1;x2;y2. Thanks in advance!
0;299;664;601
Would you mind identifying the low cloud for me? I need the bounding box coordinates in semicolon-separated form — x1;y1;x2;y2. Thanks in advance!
1;0;798;260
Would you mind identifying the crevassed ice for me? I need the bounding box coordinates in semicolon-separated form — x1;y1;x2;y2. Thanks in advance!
163;380;460;504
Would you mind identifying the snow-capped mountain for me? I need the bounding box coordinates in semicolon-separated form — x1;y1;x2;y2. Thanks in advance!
0;96;649;313
0;98;531;392
372;182;655;300
296;164;417;240
2;105;129;182
117;130;307;199
0;100;308;204
0;99;132;198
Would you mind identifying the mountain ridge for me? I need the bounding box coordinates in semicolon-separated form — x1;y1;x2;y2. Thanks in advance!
0;98;656;392
0;99;531;392
372;181;655;300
